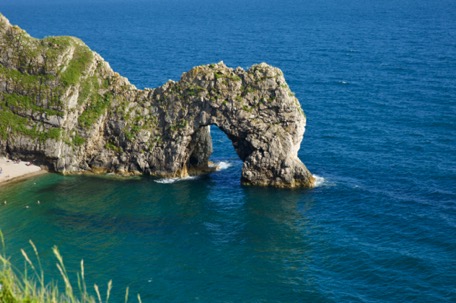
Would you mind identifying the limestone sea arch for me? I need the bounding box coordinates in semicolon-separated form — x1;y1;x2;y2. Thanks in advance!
0;14;315;188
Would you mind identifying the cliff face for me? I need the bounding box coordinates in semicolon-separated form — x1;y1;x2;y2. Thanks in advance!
0;14;315;188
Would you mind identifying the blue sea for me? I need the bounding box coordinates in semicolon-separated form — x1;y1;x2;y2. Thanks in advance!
1;0;456;302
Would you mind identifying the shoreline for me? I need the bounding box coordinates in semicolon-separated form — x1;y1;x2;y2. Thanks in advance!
0;157;47;187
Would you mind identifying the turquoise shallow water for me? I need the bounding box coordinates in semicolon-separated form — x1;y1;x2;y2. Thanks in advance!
1;0;456;302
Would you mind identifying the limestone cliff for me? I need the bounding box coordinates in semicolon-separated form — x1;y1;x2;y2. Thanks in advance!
0;14;315;188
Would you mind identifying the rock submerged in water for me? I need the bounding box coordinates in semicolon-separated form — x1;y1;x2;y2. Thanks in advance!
0;14;315;188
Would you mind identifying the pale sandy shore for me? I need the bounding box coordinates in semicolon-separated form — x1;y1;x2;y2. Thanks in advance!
0;157;47;186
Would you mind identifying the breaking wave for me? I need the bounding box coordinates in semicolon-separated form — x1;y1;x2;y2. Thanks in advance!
216;161;232;170
154;176;199;184
312;174;326;187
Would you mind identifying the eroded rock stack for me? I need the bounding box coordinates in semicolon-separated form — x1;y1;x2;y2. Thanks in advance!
0;14;314;188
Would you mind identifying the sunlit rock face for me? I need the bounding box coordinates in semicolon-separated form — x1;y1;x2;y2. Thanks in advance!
0;14;314;188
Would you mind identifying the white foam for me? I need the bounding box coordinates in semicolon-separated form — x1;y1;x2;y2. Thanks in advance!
216;161;232;171
312;174;326;187
154;176;198;184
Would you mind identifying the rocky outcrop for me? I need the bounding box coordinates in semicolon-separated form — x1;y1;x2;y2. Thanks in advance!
0;14;315;188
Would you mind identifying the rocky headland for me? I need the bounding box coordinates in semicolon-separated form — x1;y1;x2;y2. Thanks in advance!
0;14;314;188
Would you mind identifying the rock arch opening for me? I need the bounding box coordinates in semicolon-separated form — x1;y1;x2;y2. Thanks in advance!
207;125;240;167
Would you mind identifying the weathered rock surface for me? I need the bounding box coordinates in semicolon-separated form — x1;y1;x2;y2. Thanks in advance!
0;14;315;188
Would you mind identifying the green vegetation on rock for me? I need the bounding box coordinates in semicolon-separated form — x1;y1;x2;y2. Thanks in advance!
72;135;86;146
60;44;93;86
78;93;112;129
0;106;60;142
3;93;63;117
214;71;241;81
105;141;122;153
0;18;102;150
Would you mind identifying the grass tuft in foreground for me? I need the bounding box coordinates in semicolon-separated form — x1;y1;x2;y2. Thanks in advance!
0;231;141;303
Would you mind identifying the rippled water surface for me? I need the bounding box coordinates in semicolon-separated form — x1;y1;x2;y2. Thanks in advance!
1;0;455;302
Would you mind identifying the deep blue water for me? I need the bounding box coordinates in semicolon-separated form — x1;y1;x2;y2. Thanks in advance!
1;0;456;302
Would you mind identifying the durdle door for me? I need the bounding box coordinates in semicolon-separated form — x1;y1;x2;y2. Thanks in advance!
0;14;315;188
